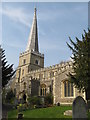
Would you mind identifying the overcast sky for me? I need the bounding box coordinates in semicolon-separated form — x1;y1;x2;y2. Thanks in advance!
1;2;88;69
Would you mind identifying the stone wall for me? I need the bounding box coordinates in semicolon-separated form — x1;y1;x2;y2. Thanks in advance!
31;79;40;96
13;60;85;105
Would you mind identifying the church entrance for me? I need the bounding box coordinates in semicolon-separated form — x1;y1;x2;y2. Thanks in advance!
23;94;26;103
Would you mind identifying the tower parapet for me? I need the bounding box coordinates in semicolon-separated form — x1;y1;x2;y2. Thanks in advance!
20;50;44;58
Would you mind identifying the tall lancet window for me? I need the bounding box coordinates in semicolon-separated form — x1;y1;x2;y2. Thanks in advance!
64;80;73;97
40;84;46;96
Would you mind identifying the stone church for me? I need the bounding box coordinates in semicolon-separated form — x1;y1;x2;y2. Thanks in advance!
13;8;85;105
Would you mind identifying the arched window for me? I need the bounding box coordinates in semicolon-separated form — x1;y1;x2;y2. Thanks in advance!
35;60;38;65
40;84;46;96
14;88;16;95
35;59;40;65
49;85;52;93
23;59;26;64
23;94;26;103
50;72;54;78
22;69;24;75
64;81;73;97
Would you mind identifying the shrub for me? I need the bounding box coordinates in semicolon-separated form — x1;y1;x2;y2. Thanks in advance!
17;103;28;112
17;104;23;112
44;93;53;106
28;96;42;108
5;89;15;104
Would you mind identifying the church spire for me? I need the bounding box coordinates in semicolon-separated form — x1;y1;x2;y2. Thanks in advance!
26;8;39;52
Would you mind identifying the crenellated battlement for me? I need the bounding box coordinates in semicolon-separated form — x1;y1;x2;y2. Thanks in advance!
20;50;30;56
28;60;73;75
20;49;44;57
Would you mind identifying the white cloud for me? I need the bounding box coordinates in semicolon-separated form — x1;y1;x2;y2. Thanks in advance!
0;6;32;27
0;4;87;28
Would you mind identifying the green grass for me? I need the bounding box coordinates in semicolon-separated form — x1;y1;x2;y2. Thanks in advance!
88;112;90;118
8;106;90;118
8;106;72;118
8;109;18;118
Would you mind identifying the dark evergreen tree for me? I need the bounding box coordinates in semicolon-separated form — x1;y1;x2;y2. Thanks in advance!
67;29;90;101
5;89;15;103
1;48;15;88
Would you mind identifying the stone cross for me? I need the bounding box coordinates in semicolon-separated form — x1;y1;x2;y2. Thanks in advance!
72;96;87;119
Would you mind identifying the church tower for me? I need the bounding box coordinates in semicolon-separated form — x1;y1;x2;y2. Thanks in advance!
16;8;44;84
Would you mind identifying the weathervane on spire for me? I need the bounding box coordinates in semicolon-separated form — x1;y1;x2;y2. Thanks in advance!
34;7;37;12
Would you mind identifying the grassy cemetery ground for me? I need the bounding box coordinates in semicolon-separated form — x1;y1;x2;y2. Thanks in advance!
8;105;90;118
8;106;72;118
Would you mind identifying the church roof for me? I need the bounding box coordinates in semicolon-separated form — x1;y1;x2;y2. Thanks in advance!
26;8;39;52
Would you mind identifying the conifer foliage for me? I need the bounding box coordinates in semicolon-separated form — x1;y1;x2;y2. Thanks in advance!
1;48;15;88
67;29;90;100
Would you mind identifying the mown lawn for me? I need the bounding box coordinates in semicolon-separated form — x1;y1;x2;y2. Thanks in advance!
8;106;72;118
8;106;90;118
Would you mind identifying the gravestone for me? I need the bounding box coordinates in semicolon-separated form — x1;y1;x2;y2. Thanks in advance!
72;96;87;119
41;97;44;105
17;113;23;119
64;110;72;116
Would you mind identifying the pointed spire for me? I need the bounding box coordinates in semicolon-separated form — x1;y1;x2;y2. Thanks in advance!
26;7;39;52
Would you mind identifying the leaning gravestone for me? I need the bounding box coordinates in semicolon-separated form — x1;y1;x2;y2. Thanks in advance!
72;96;87;119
